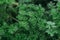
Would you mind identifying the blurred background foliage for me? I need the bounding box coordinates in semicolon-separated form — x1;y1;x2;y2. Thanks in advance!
0;0;60;40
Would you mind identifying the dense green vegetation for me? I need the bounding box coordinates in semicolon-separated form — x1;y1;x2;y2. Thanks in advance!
0;0;60;40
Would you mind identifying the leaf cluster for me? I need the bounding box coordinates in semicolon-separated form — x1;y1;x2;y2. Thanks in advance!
0;0;60;40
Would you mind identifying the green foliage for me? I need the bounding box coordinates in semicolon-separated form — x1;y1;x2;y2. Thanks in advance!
0;0;60;40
